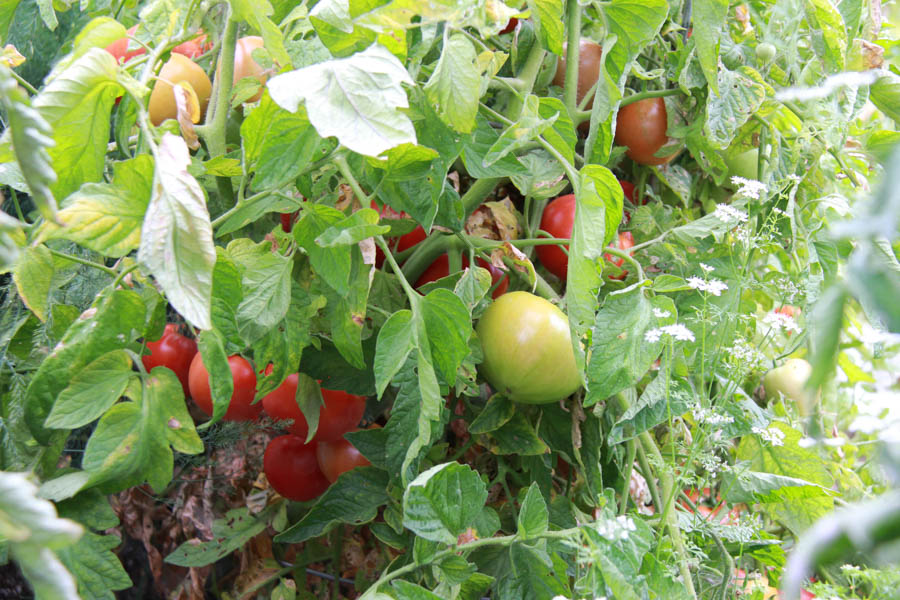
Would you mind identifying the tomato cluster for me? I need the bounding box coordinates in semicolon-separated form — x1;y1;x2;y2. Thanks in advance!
141;323;370;502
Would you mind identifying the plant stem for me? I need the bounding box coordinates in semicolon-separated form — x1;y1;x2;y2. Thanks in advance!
602;245;644;282
111;262;140;289
635;442;663;512
679;491;733;600
563;0;582;121
47;248;117;276
334;154;370;205
9;69;38;95
201;13;238;204
619;439;637;516
505;39;546;118
620;88;682;107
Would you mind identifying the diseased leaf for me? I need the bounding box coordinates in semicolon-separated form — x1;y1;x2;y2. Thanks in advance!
403;462;488;545
166;508;267;567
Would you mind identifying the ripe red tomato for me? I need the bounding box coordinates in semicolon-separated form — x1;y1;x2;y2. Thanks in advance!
614;98;678;166
371;200;427;268
604;231;635;281
315;435;371;483
264;435;330;501
172;31;212;58
415;254;509;298
551;40;604;108
280;211;299;233
262;374;366;442
142;323;197;397
188;353;261;421
499;18;518;34
105;25;145;64
535;194;575;280
619;180;636;204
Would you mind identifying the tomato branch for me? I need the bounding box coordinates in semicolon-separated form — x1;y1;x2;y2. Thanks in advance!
45;248;117;277
563;0;582;121
619;88;681;107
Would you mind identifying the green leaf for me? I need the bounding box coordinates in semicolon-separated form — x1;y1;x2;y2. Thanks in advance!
527;0;564;55
150;367;203;455
692;0;728;94
268;44;416;157
586;291;675;405
705;67;767;149
808;284;848;390
195;330;233;425
138;134;215;330
737;422;834;488
501;544;570;599
229;0;291;66
484;95;558;167
225;238;293;333
461;115;529;178
166;508;267;567
276;468;390;543
392;580;444;600
25;289;146;443
374;310;415;399
538;97;577;165
242;97;330;190
403;462;488;545
607;376;694;445
44;351;134;429
487;411;549;456
0;472;82;600
567;164;623;368
468;394;515;434
870;71;900;122
316;208;390;246
41;155;154;258
309;0;376;58
721;468;831;504
57;532;132;600
804;0;848;71
294;204;352;295
0;64;58;221
516;483;549;539
210;250;244;351
437;554;478;585
847;242;900;333
421;288;472;386
423;33;483;134
12;244;54;321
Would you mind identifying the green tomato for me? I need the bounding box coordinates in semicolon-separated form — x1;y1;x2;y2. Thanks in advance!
763;358;816;412
476;291;582;404
725;148;759;181
756;42;777;65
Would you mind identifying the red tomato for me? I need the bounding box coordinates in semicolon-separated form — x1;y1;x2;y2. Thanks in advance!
535;194;575;280
142;323;197;397
499;18;518;34
187;353;261;421
262;374;366;442
775;305;801;319
604;232;635;281
172;31;212;59
280;212;298;233
614;98;678;166
105;25;145;64
316;435;372;483
264;435;330;501
371;200;427;268
415;254;509;298
619;180;636;204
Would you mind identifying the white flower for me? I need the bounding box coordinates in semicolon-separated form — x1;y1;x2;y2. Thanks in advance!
771;206;787;216
661;324;696;342
652;308;671;319
687;276;729;296
700;263;715;272
691;402;735;427
730;177;767;199
645;328;662;343
763;311;801;333
752;426;785;446
725;338;766;370
713;203;749;223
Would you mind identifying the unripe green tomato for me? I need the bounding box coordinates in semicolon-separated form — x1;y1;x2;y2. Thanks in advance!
476;291;582;404
763;358;816;412
724;148;759;189
756;42;776;65
148;53;212;126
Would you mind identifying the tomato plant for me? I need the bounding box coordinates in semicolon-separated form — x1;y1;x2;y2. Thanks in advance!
476;291;581;404
188;354;261;421
172;31;212;59
551;40;604;107
105;25;145;64
315;435;371;483
263;374;366;442
263;435;330;501
603;231;635;280
148;53;212;126
371;200;427;268
614;97;678;165
763;358;816;409
415;253;509;298
141;323;197;397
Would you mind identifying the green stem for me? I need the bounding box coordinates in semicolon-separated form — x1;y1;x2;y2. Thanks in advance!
563;0;582;121
620;88;681;107
619;439;637;516
10;188;26;223
461;176;503;215
202;13;238;204
47;248;117;277
679;492;733;600
505;40;546;119
378;237;421;302
111;262;140;290
334;154;370;205
9;69;38;95
782;102;859;187
602;245;644;282
635;442;662;512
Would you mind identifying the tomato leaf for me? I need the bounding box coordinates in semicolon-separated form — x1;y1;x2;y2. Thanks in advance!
374;309;415;399
392;580;444;600
316;208;390;246
267;44;416;157
423;33;486;134
468;394;515;434
138;134;215;331
499;545;570;599
607;376;694;445
484;95;557;167
421;289;472;387
461;115;529;178
195;329;233;425
57;531;131;599
487;412;549;456
210;250;244;352
40;155;153;258
527;0;564;55
402;462;487;545
309;0;376;58
275;467;390;543
692;0;729;94
294;204;352;295
166;508;268;567
704;67;767;149
12;245;55;322
804;0;848;71
516;482;549;539
225;238;293;337
44;350;134;430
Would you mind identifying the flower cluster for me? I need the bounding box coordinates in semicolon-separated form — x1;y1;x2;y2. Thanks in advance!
752;426;786;446
763;310;801;334
724;337;767;372
730;177;767;199
713;203;749;223
691;403;735;427
594;515;637;541
697;452;728;476
687;276;729;296
644;324;696;343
